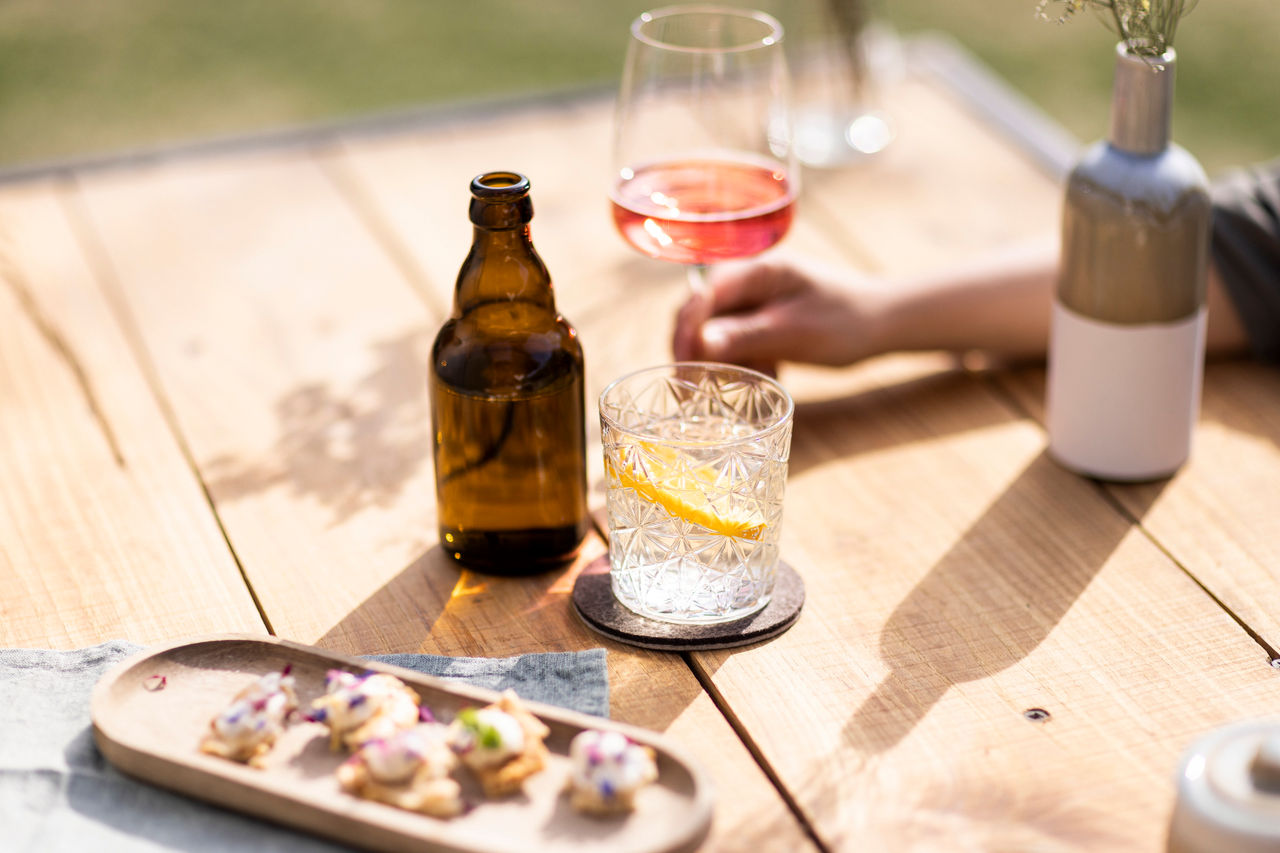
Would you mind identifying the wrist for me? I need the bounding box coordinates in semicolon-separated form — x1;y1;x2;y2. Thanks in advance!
869;277;940;356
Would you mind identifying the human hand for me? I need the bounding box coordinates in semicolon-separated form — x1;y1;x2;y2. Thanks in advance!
671;257;891;374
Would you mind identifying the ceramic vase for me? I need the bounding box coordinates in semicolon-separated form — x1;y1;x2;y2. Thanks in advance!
1046;42;1211;481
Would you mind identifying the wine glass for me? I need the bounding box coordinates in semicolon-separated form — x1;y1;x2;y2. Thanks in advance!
610;5;797;293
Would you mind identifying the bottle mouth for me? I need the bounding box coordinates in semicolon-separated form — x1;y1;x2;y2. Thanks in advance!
469;171;533;227
471;171;531;198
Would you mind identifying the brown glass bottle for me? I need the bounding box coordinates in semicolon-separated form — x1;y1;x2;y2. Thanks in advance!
429;172;589;573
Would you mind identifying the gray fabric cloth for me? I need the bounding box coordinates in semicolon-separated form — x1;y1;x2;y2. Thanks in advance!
1212;159;1280;362
1;640;609;852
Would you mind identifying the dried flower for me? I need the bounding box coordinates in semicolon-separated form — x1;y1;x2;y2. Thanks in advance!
1037;0;1198;55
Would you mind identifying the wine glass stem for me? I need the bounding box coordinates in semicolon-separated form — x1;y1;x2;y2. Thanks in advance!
686;263;711;295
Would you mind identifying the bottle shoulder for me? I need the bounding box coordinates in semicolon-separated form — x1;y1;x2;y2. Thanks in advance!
431;314;583;397
1058;141;1212;323
455;232;555;309
1068;141;1209;214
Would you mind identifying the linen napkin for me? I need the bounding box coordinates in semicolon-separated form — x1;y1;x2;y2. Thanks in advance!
1;640;609;852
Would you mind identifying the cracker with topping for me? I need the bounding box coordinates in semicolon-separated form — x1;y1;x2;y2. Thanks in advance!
337;722;464;818
310;670;422;752
199;666;299;768
447;690;549;798
565;729;658;815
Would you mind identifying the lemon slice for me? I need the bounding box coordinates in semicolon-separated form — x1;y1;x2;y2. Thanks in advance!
606;440;766;541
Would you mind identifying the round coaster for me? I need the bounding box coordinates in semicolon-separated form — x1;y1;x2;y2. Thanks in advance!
571;555;804;651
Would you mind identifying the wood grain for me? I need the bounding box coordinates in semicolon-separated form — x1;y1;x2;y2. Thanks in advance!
70;135;817;850
325;68;1280;851
71;151;445;646
692;378;1280;850
682;68;1280;852
8;35;1279;853
999;361;1280;654
0;181;264;647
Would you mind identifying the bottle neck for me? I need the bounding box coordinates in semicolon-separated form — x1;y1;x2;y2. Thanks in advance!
1108;44;1175;155
455;222;556;314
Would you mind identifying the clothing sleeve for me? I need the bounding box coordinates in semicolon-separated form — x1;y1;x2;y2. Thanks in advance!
1211;159;1280;362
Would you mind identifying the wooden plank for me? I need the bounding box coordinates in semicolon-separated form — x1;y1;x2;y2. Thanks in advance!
910;34;1280;691
999;362;1280;650
690;373;1280;849
330;69;1208;845
330;103;824;853
326;98;618;317
70;150;449;647
668;67;1280;850
0;181;264;647
72;142;817;850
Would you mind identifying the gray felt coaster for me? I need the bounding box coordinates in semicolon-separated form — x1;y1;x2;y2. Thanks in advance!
571;555;804;651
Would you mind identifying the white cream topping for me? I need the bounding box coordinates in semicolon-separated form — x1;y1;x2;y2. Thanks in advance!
211;671;296;751
213;698;269;746
361;723;454;784
362;733;425;784
449;708;525;768
322;672;407;732
569;729;657;799
243;671;290;702
355;691;425;745
324;670;360;694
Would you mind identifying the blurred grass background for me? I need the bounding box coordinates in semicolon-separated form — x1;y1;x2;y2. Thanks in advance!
0;0;1274;175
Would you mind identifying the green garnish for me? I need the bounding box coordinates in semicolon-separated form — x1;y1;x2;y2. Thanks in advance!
479;725;502;750
458;708;504;750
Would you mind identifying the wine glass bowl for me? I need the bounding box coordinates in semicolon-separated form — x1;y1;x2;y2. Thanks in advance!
610;6;796;276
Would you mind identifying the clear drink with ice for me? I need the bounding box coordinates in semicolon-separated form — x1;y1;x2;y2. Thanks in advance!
599;364;793;624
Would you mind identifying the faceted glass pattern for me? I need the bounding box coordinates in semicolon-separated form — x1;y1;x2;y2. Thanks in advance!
600;363;793;624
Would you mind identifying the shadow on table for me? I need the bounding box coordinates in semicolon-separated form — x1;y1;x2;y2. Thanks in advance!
1200;361;1280;445
700;451;1157;849
313;544;708;733
203;331;432;526
311;548;451;655
313;545;590;660
844;450;1161;755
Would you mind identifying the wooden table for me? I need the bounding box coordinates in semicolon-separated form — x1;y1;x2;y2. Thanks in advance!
4;36;1280;852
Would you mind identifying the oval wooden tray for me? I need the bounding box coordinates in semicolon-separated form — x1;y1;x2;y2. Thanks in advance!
91;634;713;853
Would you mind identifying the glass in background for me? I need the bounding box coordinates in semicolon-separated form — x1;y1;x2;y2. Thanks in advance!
775;0;900;168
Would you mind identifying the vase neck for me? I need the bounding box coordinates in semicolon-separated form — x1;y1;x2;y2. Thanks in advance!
1108;43;1176;155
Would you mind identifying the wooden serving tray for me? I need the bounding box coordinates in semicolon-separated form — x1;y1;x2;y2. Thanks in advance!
91;635;713;853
